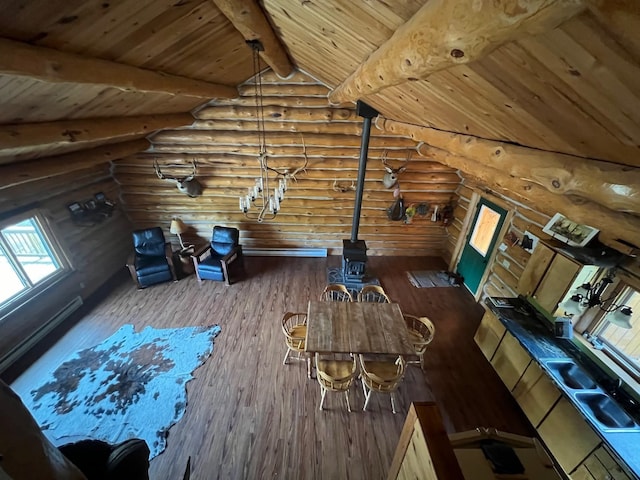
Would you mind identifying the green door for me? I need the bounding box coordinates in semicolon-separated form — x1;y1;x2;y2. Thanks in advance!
457;198;507;294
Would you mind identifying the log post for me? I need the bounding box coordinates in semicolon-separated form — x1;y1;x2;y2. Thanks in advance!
211;0;294;78
329;0;585;103
375;118;640;213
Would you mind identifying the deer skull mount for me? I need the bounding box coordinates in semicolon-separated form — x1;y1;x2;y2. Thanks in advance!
154;159;203;198
381;150;410;189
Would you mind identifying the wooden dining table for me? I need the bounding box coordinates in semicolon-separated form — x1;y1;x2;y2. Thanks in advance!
305;300;416;356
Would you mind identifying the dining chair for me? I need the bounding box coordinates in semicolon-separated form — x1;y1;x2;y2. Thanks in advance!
403;314;435;370
281;312;311;378
319;284;353;302
358;285;391;303
359;354;406;414
315;353;358;412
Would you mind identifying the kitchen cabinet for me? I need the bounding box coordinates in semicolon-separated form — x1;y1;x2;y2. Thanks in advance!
537;397;601;474
512;361;562;428
490;330;532;391
571;446;632;479
516;242;599;315
473;309;506;361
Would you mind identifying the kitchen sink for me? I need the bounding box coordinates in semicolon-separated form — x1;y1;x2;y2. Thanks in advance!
574;392;640;431
543;360;597;390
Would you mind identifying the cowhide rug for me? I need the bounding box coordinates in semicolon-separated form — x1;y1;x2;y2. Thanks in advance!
20;324;221;459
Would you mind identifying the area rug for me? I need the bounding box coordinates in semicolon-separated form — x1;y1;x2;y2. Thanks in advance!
406;270;459;288
327;267;381;297
22;324;221;460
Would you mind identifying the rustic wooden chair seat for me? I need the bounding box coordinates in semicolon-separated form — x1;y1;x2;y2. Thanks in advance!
359;355;406;414
319;284;353;302
358;285;391;303
315;353;358;412
282;312;311;378
403;314;435;370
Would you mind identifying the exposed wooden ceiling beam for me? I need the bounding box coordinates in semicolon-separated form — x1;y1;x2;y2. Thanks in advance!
0;38;238;99
329;0;585;104
0;114;192;159
376;117;639;214
0;139;149;190
424;144;640;249
586;0;640;57
211;0;294;78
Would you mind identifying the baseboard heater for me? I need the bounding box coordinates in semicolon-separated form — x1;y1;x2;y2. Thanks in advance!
244;248;327;257
0;295;83;373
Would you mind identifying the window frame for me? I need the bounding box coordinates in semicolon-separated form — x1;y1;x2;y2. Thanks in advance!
0;208;72;319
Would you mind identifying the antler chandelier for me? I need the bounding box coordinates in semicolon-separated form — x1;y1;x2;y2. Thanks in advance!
238;40;288;223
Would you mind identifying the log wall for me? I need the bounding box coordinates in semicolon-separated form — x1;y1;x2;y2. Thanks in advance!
114;70;461;256
0;166;132;361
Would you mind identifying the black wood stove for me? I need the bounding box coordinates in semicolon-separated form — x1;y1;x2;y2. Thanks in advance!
341;101;379;283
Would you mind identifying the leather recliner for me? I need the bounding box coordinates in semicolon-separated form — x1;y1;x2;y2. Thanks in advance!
126;227;177;289
191;226;244;285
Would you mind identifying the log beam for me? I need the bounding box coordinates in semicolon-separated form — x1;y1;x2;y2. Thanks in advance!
376;118;640;213
329;0;585;103
0;139;149;189
0;114;192;157
0;37;238;99
211;0;294;78
418;144;640;248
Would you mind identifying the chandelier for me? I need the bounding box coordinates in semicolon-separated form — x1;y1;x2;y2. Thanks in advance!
238;40;288;223
559;269;634;329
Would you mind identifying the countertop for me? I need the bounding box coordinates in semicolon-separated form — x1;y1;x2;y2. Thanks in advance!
486;296;640;479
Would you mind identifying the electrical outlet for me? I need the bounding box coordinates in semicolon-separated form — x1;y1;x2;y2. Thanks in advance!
502;259;511;269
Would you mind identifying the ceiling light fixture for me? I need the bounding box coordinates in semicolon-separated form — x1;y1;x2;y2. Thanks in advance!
559;269;633;329
238;40;287;223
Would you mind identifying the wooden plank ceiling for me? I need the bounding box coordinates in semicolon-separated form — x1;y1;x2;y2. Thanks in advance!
0;0;638;253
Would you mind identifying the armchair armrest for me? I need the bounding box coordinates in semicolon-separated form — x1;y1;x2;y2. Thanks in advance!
220;245;244;285
164;243;177;281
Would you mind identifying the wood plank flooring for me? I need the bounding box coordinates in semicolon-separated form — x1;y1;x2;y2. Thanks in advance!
8;256;534;480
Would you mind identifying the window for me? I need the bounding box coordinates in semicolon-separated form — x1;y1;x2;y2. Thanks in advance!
590;285;640;378
0;211;70;315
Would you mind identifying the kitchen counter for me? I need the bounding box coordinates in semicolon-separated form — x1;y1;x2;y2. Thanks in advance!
486;296;640;479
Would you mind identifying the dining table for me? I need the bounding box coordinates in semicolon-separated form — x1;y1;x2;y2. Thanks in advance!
305;300;416;356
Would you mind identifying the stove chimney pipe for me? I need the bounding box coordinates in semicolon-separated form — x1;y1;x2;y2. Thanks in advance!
351;101;379;242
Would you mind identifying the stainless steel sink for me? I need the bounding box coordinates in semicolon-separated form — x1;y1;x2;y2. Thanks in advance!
574;392;640;431
543;360;597;390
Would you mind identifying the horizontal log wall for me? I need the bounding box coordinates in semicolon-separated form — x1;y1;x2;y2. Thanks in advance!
115;70;461;256
0;166;133;361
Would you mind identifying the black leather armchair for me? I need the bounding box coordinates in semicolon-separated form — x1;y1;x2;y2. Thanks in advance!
126;227;177;289
191;226;244;285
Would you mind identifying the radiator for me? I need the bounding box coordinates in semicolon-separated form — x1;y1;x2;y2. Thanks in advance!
0;295;83;373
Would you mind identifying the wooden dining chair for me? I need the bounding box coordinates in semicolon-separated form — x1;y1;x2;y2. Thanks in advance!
359;354;406;414
403;314;435;370
358;285;391;303
281;312;311;378
315;353;358;412
319;284;353;302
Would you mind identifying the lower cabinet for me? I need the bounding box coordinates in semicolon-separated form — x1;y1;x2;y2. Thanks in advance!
512;361;562;427
571;446;632;480
474;309;506;361
537;397;601;473
490;330;532;391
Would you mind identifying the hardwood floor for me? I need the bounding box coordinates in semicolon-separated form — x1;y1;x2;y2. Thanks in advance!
8;256;534;479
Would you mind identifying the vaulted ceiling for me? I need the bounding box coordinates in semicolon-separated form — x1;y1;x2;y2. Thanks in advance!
0;0;639;248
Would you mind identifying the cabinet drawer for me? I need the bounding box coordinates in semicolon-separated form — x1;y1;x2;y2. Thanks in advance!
512;361;562;427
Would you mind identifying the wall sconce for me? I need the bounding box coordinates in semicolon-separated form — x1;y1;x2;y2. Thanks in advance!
170;218;190;252
558;270;633;329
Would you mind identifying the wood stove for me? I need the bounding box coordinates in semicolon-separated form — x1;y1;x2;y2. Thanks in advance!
341;101;378;283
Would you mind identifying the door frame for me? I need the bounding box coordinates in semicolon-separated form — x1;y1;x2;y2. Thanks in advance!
450;190;514;300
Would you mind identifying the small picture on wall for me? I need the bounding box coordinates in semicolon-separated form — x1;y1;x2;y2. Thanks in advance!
542;213;599;247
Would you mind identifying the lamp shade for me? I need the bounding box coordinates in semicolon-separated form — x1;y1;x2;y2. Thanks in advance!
558;295;587;317
170;218;188;235
609;307;633;329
